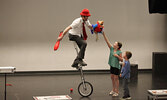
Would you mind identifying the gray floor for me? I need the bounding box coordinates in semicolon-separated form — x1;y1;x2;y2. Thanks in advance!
0;71;167;100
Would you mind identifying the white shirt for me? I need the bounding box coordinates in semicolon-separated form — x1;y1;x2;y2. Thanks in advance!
69;17;91;37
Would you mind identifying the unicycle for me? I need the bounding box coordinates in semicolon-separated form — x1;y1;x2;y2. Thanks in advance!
77;65;93;97
73;42;93;97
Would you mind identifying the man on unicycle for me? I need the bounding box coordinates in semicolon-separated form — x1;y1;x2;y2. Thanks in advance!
57;8;93;68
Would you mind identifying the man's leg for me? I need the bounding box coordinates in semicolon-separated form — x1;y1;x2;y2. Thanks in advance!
69;34;87;67
74;36;87;66
75;39;87;59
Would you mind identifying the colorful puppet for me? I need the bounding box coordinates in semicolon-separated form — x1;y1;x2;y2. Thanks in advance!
91;20;104;41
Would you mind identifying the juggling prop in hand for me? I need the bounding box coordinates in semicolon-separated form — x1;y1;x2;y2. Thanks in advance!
54;31;63;51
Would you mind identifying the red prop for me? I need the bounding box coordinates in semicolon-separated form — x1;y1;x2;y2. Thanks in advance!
6;84;12;86
54;32;63;51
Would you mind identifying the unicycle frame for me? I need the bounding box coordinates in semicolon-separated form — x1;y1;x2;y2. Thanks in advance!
73;42;87;88
73;42;93;97
78;65;86;89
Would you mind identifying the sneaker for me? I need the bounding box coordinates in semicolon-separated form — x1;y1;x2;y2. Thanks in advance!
126;96;131;99
71;64;79;68
120;96;131;100
71;60;79;68
120;96;127;100
109;91;115;95
112;92;119;96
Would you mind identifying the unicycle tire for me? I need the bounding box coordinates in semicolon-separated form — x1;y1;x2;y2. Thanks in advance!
78;81;93;97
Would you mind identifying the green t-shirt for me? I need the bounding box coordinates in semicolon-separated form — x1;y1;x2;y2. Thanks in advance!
108;46;122;69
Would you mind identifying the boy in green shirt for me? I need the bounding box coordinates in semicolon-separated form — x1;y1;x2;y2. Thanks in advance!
102;32;123;96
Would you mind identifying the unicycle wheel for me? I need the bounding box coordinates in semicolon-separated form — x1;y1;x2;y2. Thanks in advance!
78;81;93;97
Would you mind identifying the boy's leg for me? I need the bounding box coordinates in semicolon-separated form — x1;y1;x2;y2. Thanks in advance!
123;78;129;97
127;79;130;97
123;78;126;96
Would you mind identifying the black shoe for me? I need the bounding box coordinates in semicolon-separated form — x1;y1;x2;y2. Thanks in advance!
78;59;87;66
71;61;78;68
72;59;82;69
126;95;131;99
120;96;131;100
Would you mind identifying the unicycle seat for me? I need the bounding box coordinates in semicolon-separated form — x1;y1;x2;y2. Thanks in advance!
78;63;86;69
73;63;86;70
